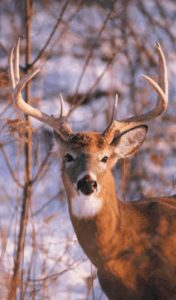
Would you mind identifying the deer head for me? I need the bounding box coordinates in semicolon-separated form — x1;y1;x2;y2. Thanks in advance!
54;126;148;218
9;39;168;220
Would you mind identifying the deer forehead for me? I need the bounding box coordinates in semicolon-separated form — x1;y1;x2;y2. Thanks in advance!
62;132;110;155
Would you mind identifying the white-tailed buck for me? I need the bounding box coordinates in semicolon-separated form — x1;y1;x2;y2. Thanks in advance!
8;40;176;300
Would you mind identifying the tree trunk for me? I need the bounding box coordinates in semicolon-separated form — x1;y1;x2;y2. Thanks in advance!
8;1;33;299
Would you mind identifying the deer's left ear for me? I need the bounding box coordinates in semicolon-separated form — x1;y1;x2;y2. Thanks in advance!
110;125;148;158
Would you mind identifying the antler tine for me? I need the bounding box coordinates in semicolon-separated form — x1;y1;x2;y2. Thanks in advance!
103;43;168;142
59;93;64;118
156;41;168;99
9;47;15;89
141;42;168;117
8;39;73;142
14;38;20;83
110;94;119;124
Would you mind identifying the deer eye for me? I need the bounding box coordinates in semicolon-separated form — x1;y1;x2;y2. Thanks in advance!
64;153;75;162
101;156;109;163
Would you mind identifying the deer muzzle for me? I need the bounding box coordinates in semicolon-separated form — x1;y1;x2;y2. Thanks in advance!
77;175;98;195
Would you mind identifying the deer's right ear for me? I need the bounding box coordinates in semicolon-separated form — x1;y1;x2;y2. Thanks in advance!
110;125;148;158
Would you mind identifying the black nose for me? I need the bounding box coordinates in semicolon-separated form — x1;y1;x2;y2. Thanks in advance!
77;175;97;195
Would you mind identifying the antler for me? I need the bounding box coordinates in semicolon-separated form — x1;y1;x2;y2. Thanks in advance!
9;40;168;143
8;39;73;142
103;42;168;142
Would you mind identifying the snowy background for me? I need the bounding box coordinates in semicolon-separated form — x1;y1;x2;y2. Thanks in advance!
0;0;176;299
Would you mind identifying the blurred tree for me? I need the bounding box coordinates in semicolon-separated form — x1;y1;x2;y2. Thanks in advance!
0;0;176;299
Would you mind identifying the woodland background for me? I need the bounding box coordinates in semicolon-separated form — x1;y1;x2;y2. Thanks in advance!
0;0;176;299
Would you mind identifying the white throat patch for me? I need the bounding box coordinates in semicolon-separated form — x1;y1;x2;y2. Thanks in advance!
70;193;102;219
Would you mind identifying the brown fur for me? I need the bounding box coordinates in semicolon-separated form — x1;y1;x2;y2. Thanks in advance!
59;131;176;300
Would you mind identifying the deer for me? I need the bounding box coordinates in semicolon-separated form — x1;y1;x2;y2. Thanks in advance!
8;39;176;300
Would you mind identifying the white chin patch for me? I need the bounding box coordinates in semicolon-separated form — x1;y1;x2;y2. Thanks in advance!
70;192;102;219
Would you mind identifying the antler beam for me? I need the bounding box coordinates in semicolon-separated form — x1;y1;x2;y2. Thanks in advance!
103;42;168;142
9;40;168;144
8;39;73;142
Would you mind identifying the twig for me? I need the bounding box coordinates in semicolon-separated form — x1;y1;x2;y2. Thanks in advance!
0;145;23;188
68;48;118;115
72;3;116;102
30;0;70;67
